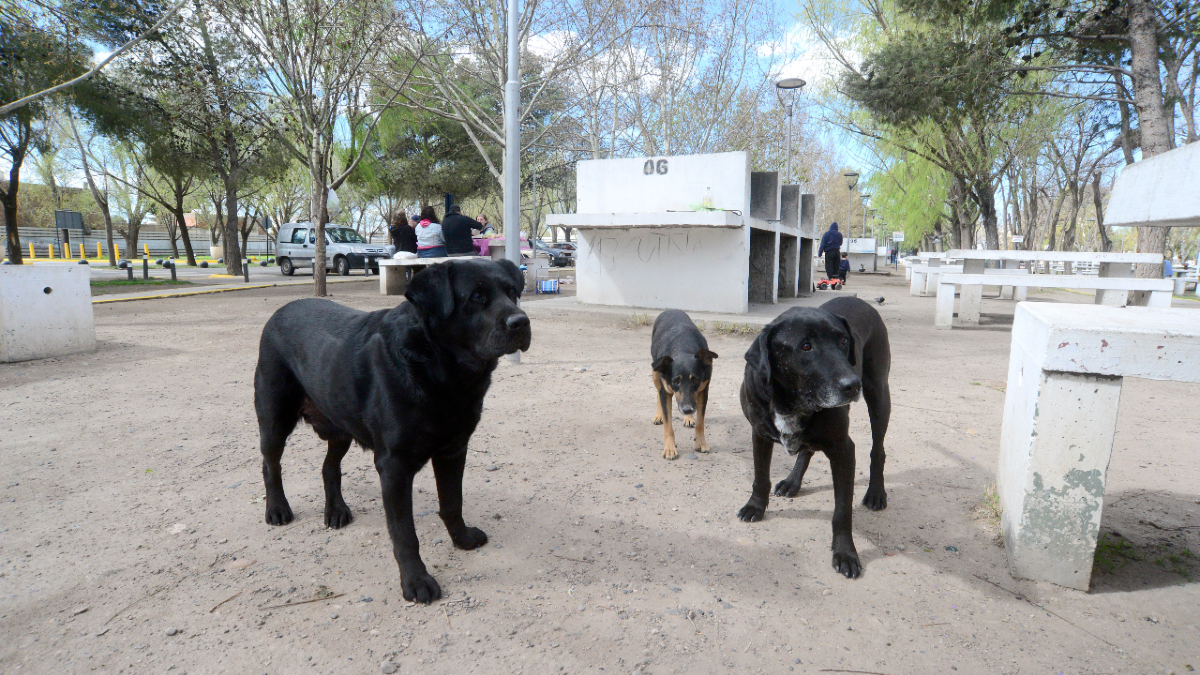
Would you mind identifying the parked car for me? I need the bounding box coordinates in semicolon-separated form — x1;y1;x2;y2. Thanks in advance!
535;240;574;267
547;242;576;253
275;223;394;276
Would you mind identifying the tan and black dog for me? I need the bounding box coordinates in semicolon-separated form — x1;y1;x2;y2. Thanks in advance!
651;310;718;459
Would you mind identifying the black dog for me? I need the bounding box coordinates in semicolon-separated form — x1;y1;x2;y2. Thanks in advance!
737;297;891;578
253;258;531;603
650;310;718;459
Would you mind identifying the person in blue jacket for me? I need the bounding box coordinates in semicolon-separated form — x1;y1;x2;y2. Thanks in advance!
839;252;850;283
818;222;843;279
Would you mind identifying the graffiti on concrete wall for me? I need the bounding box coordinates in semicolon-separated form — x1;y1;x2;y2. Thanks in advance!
585;231;713;272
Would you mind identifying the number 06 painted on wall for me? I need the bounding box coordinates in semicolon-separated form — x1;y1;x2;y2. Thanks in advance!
642;159;668;175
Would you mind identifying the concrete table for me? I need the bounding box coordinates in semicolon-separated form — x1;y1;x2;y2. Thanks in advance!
377;257;453;295
997;302;1200;590
935;273;1172;328
1;263;96;362
945;250;1163;324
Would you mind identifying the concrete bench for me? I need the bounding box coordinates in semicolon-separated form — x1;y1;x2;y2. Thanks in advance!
1171;271;1198;295
378;257;453;295
911;265;1025;298
998;302;1200;590
934;273;1173;329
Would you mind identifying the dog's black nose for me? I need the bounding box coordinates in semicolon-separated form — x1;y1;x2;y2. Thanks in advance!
680;405;695;415
839;377;861;400
506;313;530;331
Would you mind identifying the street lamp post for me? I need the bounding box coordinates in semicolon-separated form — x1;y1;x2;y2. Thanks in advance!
860;197;872;238
843;172;859;234
774;78;806;184
503;0;521;363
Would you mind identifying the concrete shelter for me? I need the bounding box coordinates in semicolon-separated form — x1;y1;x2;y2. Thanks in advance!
546;152;817;314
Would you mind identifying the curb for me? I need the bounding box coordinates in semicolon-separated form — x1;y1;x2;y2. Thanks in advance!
92;278;373;304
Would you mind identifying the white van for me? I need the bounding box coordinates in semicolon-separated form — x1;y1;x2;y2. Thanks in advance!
276;223;394;276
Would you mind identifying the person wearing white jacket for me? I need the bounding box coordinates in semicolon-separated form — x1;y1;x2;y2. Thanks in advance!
415;205;446;258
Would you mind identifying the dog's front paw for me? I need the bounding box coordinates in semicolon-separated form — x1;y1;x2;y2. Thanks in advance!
682;415;696;428
832;550;862;579
401;570;442;604
451;526;488;550
773;477;802;498
737;501;766;522
652;412;664;425
695;438;710;453
265;500;294;526
324;502;353;529
662;441;678;460
862;485;888;511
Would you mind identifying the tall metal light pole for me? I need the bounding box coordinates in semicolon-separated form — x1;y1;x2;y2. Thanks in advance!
503;0;521;363
774;78;806;184
843;172;858;233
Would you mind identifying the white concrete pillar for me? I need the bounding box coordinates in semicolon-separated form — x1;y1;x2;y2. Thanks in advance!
910;270;926;296
957;259;986;324
934;279;955;329
998;336;1122;591
1094;262;1131;307
1000;260;1017;299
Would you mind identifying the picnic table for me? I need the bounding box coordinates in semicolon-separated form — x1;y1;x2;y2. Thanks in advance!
940;250;1164;326
377;257;453;295
997;302;1200;590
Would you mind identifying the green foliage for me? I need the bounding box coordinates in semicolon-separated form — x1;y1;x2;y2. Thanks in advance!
865;134;952;244
346;103;497;207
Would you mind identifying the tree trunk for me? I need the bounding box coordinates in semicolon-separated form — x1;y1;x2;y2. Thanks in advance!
974;180;1000;254
2;135;25;264
1127;0;1171;279
1093;173;1112;252
173;176;196;265
311;151;329;297
224;181;243;276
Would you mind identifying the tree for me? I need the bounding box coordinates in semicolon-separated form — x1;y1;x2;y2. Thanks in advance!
222;0;410;296
0;18;86;263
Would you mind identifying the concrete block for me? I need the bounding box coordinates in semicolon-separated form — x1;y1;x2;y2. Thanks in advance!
0;264;95;362
798;238;814;297
576;152;749;215
997;302;1200;590
1106;140;1200;228
778;234;798;298
575;227;749;314
799;194;817;239
780;186;799;229
748;229;778;304
1094;262;1131;307
750;172;781;221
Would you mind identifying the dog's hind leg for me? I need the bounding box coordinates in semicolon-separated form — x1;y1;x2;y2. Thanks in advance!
322;437;354;528
433;448;488;550
256;368;301;526
861;377;891;511
694;383;710;452
773;448;814;498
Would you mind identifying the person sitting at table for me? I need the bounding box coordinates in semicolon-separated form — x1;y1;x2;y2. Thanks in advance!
389;210;418;254
442;204;484;257
415;205;446;258
476;214;495;235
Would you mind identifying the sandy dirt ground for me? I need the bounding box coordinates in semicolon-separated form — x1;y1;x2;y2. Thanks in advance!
1;272;1198;675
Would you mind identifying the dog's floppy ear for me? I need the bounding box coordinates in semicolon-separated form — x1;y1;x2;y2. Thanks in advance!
695;349;718;365
405;262;456;321
495;258;524;293
834;314;858;366
652;355;673;374
744;325;774;386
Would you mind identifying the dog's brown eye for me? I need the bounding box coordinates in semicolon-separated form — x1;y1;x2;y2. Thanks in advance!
840;337;849;346
800;342;812;351
470;290;486;303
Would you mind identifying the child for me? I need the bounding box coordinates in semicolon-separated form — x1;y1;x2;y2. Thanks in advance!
839;252;850;283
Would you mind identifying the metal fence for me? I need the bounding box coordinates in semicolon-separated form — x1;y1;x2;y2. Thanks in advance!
6;227;274;259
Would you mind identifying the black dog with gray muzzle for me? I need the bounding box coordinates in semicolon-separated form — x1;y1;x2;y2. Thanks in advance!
737;297;892;578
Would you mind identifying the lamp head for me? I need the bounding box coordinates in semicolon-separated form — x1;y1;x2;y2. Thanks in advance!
844;172;859;190
775;77;806;90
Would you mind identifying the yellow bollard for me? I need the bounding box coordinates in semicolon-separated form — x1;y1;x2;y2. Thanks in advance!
115;242;120;259
29;243;35;259
96;242;103;259
143;243;149;256
80;244;86;259
49;244;54;258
